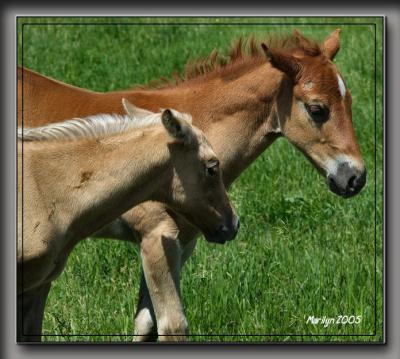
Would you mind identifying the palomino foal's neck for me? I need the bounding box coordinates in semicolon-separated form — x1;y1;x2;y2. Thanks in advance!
25;128;172;242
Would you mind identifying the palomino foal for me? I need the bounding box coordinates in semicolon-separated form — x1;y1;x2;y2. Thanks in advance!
17;101;239;341
18;29;366;341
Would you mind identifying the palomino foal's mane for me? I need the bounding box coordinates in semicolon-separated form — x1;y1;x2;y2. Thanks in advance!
18;110;191;142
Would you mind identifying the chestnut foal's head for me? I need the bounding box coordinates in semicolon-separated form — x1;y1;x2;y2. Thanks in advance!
262;29;366;198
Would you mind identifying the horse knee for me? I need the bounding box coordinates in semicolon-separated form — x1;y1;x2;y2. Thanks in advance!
158;314;188;341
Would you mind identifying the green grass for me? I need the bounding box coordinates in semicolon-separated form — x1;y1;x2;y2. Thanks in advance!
17;16;384;343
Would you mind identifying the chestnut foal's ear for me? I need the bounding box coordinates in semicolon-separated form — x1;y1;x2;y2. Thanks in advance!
293;29;310;49
322;29;341;60
261;43;301;80
161;109;196;147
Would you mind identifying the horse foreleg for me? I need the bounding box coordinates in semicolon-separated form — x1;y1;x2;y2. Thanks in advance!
121;203;198;342
17;282;51;342
135;235;198;343
140;226;191;342
133;271;158;341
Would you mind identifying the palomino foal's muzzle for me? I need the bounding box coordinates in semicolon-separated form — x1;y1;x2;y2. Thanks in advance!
327;162;367;198
205;214;240;244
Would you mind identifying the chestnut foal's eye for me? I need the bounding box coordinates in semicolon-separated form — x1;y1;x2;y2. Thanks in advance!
206;160;219;177
305;104;329;123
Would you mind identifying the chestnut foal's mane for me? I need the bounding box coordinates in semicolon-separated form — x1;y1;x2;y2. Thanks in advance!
143;32;322;89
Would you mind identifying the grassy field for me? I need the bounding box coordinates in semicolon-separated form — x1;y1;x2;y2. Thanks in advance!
18;17;384;343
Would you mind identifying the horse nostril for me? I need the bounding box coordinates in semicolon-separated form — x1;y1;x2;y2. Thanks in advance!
220;225;229;233
232;215;240;232
328;175;338;190
347;175;357;191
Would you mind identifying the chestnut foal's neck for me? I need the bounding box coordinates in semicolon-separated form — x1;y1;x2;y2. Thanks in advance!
120;62;284;185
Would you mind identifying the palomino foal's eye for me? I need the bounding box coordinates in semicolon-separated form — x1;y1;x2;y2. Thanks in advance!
305;104;329;123
205;160;219;177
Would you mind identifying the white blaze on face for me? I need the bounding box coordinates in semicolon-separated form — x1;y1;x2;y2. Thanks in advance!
303;80;314;91
337;74;346;98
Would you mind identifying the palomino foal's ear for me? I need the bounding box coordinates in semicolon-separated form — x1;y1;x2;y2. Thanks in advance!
161;109;196;146
122;98;154;119
322;29;341;60
261;43;301;80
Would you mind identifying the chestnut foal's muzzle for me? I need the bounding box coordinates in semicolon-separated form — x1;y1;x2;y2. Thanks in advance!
327;162;367;198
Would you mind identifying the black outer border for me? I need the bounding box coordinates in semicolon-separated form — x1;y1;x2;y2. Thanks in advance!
17;16;383;342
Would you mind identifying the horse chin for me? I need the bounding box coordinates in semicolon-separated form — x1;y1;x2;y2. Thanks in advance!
204;227;237;244
326;178;363;199
204;234;228;245
328;185;357;198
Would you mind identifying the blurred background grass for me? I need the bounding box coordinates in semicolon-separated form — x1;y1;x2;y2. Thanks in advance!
17;16;383;342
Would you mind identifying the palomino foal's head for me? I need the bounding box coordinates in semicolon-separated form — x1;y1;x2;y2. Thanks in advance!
122;99;240;243
262;29;366;198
